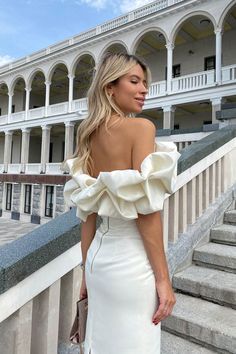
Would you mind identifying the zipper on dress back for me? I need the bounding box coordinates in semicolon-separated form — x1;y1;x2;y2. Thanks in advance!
90;217;110;273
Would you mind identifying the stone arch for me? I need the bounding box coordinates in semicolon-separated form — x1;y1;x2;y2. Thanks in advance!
99;40;129;61
49;63;69;105
219;0;236;28
131;27;168;54
0;82;9;116
29;70;46;109
170;11;217;44
73;54;96;100
47;60;69;82
27;68;46;88
71;51;96;76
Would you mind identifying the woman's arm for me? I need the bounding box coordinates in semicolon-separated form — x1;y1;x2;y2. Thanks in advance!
81;212;97;266
132;118;175;323
79;212;97;299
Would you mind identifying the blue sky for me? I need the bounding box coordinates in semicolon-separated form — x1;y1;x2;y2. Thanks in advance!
0;0;152;66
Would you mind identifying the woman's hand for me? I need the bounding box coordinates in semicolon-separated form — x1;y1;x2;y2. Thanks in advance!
152;279;176;325
79;273;87;300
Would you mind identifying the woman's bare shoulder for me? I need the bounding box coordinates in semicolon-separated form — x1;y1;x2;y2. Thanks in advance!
126;117;156;139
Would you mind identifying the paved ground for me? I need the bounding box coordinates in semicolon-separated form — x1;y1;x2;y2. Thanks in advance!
0;217;39;248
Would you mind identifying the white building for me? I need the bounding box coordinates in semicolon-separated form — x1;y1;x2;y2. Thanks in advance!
0;0;235;224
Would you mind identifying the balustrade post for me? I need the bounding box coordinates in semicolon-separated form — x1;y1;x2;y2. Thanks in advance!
215;159;221;198
209;163;216;203
168;190;179;243
15;300;33;354
196;173;203;218
179;185;187;233
203;169;210;210
187;178;196;225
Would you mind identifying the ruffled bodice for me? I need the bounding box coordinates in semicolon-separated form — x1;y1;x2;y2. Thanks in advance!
63;141;180;221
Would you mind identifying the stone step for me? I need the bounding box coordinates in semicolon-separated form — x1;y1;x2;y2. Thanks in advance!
211;224;236;245
224;210;236;225
161;331;216;354
193;242;236;273
173;265;236;308
162;293;236;353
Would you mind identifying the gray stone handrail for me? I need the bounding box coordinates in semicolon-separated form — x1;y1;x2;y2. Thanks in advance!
0;125;236;295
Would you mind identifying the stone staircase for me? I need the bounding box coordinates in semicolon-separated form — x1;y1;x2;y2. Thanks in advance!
161;205;236;354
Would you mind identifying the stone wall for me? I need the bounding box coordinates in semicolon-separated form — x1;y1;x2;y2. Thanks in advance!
55;185;66;218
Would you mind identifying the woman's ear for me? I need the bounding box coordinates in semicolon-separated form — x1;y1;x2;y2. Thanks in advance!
106;83;114;97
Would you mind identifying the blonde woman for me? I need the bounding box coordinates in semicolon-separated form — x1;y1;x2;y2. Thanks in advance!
64;52;180;354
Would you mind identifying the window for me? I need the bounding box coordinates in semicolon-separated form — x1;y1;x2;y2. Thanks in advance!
165;64;181;79
0;108;2;116
6;183;12;211
11;105;15;113
49;142;53;163
174;124;180;130
45;186;54;217
204;56;215;71
24;184;32;214
173;64;181;78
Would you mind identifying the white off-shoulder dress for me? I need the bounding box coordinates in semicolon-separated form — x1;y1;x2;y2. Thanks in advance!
64;142;180;354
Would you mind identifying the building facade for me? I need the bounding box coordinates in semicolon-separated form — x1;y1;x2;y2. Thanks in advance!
0;0;235;224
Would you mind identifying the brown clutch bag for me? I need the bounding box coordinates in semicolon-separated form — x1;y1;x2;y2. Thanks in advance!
70;297;88;348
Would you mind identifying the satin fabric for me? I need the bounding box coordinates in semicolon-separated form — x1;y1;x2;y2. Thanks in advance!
63;142;180;222
84;216;160;354
63;141;180;354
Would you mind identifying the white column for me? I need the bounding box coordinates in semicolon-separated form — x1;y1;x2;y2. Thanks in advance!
45;81;51;117
25;87;31;120
163;105;175;129
165;42;174;93
68;74;74;112
3;131;13;171
215;28;222;85
211;97;222;123
64;122;75;160
7;92;13;123
40;125;51;173
21;128;31;172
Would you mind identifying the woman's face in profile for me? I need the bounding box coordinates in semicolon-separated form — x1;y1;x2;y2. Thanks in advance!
110;64;148;115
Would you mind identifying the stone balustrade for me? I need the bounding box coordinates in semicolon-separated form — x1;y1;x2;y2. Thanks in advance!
0;125;236;353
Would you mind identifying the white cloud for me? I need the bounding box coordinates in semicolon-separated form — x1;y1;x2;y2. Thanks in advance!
0;55;15;67
78;0;153;12
120;0;153;13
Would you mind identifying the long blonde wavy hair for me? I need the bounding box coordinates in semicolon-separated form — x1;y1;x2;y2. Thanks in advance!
70;52;151;174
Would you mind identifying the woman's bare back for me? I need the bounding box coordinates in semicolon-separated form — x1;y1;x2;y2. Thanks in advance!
89;116;134;177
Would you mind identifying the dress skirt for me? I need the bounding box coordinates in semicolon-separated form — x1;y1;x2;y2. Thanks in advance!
84;216;160;354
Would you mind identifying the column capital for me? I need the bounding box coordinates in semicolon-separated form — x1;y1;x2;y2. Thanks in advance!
8;91;13;97
162;105;176;113
65;121;75;128
41;124;52;131
44;80;51;86
4;130;13;136
214;27;223;35
210;97;223;106
68;74;75;80
21;127;31;133
25;87;32;92
165;42;175;51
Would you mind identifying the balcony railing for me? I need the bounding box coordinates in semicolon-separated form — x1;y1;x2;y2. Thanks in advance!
0;0;186;74
222;64;236;83
25;163;42;174
0;126;236;353
7;163;21;174
0;65;236;127
171;70;215;92
45;163;63;175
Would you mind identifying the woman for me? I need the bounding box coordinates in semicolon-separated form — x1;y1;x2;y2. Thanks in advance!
64;52;180;354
